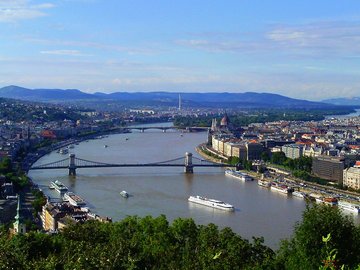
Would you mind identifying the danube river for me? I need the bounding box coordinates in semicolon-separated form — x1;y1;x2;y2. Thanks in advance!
29;109;360;248
30;124;307;249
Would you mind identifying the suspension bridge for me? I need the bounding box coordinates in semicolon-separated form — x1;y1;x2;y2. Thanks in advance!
28;152;238;176
126;126;209;132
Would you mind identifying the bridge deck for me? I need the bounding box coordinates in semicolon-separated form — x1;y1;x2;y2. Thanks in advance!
30;163;234;170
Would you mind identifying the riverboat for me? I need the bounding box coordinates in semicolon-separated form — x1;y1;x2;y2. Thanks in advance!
315;197;338;206
59;148;68;155
120;190;129;198
225;169;253;181
337;201;360;214
63;192;86;206
188;195;234;211
270;182;293;194
50;180;68;194
292;191;307;198
258;179;271;188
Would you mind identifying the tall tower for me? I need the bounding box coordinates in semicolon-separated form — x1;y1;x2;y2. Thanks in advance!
13;195;26;235
178;93;181;111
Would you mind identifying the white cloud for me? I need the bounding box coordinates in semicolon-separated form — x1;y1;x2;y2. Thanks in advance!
177;21;360;57
25;37;161;55
0;0;54;22
40;49;90;56
266;21;360;54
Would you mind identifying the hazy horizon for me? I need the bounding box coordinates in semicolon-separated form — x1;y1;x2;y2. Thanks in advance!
1;0;360;100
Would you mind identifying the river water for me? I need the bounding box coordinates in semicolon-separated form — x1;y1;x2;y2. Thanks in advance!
325;108;360;119
30;123;308;249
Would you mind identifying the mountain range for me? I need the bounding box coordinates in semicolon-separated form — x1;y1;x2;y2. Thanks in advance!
0;85;336;109
322;97;360;106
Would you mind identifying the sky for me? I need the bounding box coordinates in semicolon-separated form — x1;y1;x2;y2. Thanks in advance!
1;0;360;100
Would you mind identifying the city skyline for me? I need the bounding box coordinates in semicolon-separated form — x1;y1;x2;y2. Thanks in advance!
1;0;360;100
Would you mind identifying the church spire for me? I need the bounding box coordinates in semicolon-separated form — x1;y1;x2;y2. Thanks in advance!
15;195;21;221
13;195;26;235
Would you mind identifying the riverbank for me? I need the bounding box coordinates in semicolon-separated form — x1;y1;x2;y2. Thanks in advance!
197;143;360;205
195;143;228;163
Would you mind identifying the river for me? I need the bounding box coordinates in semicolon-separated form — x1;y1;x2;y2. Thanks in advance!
325;108;360;119
29;123;308;249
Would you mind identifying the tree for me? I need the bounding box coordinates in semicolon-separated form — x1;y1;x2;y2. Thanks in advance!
0;157;12;174
276;204;360;269
260;151;270;162
270;152;287;165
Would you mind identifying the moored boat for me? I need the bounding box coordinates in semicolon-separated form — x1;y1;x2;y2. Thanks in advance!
225;169;253;181
270;182;293;194
50;180;68;194
63;192;86;206
315;197;338;206
338;201;360;214
292;191;307;199
258;179;271;188
188;195;234;211
59;148;68;155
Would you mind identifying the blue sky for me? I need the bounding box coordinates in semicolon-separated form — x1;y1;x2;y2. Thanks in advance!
1;0;360;100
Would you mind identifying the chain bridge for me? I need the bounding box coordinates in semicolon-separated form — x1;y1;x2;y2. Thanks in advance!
126;126;210;132
29;152;237;176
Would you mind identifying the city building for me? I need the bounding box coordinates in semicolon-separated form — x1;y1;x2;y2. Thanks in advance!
312;155;345;184
281;144;304;159
303;145;323;157
41;201;111;232
246;142;263;160
233;144;248;160
343;165;360;190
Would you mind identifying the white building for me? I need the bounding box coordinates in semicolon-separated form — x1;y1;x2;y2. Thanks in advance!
343;164;360;190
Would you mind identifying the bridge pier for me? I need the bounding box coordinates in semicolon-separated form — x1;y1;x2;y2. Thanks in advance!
140;128;145;132
68;154;76;176
184;152;193;174
162;129;166;133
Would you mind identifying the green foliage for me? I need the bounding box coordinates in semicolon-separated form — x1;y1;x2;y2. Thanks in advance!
2;206;360;269
319;233;344;270
0;216;273;269
228;156;240;165
261;151;270;162
0;158;29;190
276;204;360;270
31;189;47;215
0;157;12;174
271;152;287;165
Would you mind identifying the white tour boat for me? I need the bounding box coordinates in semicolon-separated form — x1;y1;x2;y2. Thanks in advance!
50;180;68;194
270;182;293;194
337;201;360;214
188;195;234;211
63;192;86;206
225;169;253;181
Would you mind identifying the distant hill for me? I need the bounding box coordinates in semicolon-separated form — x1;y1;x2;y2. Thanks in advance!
0;85;96;101
322;97;360;106
0;85;333;109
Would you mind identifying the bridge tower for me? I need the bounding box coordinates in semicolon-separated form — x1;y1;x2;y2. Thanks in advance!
69;154;76;176
184;152;193;173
